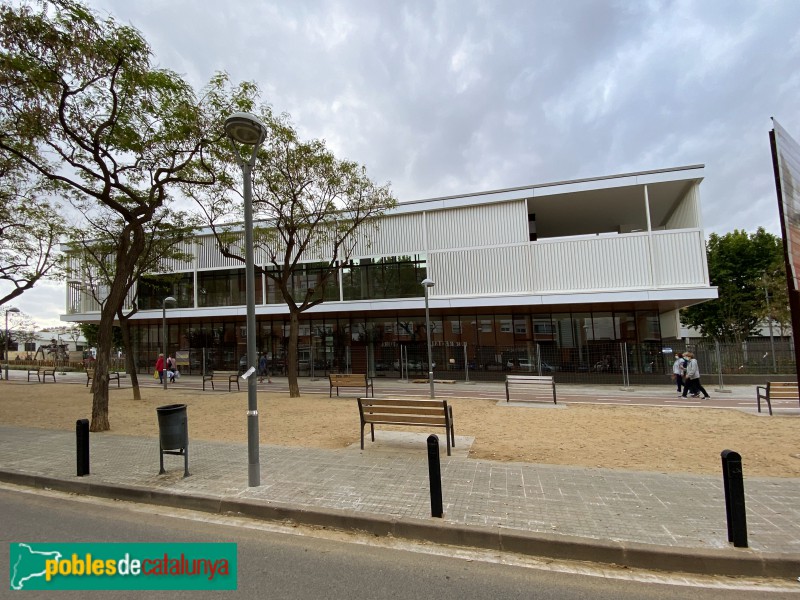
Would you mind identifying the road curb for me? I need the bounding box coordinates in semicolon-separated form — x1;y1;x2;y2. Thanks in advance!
1;469;797;579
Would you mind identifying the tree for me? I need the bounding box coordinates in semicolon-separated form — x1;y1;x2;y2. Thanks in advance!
0;1;236;430
0;154;68;307
681;228;785;341
191;106;397;397
66;205;200;399
79;322;122;351
1;310;36;359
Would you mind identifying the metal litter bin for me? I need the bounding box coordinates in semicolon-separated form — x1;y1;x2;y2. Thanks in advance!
156;403;189;477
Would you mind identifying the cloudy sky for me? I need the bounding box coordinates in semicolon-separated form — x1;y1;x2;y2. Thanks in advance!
5;0;800;327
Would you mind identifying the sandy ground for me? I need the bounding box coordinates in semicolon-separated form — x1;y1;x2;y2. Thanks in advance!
1;381;798;477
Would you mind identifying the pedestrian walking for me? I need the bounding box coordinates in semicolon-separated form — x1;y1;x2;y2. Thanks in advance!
155;353;165;384
681;351;710;399
672;353;686;394
258;353;273;383
167;355;177;383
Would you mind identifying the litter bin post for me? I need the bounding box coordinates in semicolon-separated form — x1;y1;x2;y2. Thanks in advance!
156;404;189;477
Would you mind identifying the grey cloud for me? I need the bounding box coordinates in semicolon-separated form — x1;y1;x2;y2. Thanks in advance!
53;1;800;227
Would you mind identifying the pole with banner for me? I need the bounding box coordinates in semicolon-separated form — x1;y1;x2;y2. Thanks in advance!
769;118;800;392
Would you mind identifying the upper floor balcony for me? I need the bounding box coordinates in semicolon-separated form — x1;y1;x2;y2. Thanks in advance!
64;165;715;318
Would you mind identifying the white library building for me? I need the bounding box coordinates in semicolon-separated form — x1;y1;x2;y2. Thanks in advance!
64;164;716;382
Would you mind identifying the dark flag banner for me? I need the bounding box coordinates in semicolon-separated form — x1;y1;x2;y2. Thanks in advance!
769;118;800;387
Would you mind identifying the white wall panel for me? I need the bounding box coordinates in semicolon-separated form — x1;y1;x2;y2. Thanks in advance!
196;235;248;269
532;234;651;292
429;244;531;296
426;201;528;251
665;183;699;229
161;240;195;272
429;230;708;297
651;230;708;286
348;213;426;257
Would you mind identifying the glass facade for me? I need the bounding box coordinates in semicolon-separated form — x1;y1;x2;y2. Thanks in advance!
137;273;194;309
127;308;667;383
342;255;427;301
138;254;425;310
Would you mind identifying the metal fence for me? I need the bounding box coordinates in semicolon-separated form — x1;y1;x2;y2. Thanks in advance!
125;337;796;385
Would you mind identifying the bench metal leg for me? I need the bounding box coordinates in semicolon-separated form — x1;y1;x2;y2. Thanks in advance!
360;423;365;450
449;407;455;448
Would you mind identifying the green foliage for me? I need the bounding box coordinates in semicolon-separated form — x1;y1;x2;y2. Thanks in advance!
0;0;253;428
681;228;786;341
0;142;69;307
79;322;122;350
192;106;397;312
187;96;397;395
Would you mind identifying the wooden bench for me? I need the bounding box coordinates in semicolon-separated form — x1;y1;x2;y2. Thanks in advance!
86;368;120;388
202;370;240;391
756;381;799;415
357;397;455;456
505;375;556;404
27;368;56;383
330;373;374;397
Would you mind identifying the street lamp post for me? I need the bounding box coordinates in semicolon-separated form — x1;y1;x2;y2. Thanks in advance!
4;307;21;381
422;278;435;399
225;111;268;488
162;296;176;391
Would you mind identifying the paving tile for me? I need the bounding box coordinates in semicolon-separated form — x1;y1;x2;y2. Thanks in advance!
1;423;799;555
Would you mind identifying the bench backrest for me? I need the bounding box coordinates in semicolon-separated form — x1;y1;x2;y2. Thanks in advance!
767;382;799;398
331;373;367;386
358;398;449;426
506;375;553;384
212;371;238;377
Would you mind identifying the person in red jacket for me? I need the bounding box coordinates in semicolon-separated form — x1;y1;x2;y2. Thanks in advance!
155;353;165;384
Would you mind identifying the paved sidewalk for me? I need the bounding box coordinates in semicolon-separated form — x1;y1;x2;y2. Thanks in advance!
0;418;798;578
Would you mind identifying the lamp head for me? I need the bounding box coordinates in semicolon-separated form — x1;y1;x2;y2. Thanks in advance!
225;112;267;146
163;296;177;307
421;278;435;288
6;307;21;314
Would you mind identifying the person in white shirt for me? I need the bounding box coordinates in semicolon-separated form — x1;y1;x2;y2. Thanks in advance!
672;353;686;394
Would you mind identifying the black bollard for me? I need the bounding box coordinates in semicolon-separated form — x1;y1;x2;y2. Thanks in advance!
721;449;748;548
427;434;443;518
76;418;90;477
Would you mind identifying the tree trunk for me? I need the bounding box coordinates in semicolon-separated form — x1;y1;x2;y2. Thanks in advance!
90;304;115;431
90;225;145;431
117;312;141;401
287;309;300;397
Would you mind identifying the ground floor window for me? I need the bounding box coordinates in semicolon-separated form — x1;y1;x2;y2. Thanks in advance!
126;307;666;382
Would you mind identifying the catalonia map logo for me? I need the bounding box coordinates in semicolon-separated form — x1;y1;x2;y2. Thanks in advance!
9;543;237;590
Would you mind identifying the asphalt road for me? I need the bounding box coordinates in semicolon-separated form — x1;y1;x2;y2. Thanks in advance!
1;486;795;599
